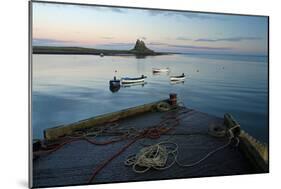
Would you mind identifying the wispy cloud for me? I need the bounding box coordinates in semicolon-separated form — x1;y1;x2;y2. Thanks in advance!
36;2;126;14
149;42;231;50
176;37;191;41
149;42;169;46
109;7;126;13
140;36;147;40
33;38;77;45
169;44;231;50
176;12;224;20
76;5;127;13
195;37;262;42
101;36;114;39
99;42;134;47
79;5;126;14
145;10;224;20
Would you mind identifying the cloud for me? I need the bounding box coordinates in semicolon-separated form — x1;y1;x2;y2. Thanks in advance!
145;9;224;20
82;6;126;14
146;10;163;16
33;38;76;45
101;36;114;39
34;2;126;14
76;5;126;13
109;7;126;13
195;37;262;42
176;37;191;41
140;37;147;40
99;42;134;47
174;12;223;20
149;42;231;50
169;44;231;50
149;42;169;46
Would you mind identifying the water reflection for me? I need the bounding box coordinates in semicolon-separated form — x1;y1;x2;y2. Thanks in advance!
109;84;121;93
170;80;185;85
32;54;268;142
152;72;170;76
135;55;147;59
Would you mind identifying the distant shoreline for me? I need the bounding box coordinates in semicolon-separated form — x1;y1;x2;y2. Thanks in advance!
32;46;175;56
32;46;266;58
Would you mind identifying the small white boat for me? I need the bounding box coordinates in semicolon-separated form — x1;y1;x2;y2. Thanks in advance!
121;75;147;84
170;73;185;81
152;68;170;73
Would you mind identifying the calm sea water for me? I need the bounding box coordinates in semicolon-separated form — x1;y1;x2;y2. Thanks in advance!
32;54;268;142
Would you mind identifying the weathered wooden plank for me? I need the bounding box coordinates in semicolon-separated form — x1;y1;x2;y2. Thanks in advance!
44;99;166;140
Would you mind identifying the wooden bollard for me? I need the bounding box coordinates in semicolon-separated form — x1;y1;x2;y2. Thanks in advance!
169;93;177;106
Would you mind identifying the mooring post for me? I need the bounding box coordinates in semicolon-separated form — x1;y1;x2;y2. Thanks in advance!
169;93;177;106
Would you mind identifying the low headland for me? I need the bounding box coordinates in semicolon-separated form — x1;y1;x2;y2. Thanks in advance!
33;39;174;57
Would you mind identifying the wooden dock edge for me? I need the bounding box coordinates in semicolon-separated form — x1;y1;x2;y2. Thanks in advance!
44;99;168;141
224;113;268;172
239;130;269;172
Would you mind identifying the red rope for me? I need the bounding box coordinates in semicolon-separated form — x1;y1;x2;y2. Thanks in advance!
88;137;139;183
87;116;181;183
34;109;191;182
34;134;128;157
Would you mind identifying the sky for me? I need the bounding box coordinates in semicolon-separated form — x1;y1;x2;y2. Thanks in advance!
32;2;268;56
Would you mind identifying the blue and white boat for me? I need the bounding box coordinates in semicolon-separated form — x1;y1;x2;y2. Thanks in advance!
170;73;185;81
121;75;147;84
152;67;170;73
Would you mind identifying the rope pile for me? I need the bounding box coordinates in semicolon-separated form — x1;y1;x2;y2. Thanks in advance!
124;126;240;173
125;142;178;173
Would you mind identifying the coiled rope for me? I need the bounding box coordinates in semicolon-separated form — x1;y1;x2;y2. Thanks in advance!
124;125;240;173
125;142;178;173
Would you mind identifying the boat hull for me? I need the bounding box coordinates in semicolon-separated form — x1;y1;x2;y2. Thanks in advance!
121;76;147;84
152;68;169;73
170;76;185;81
109;80;120;86
121;78;145;84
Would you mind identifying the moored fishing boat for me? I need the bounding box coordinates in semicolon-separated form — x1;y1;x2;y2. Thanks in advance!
152;67;170;73
170;73;185;81
109;76;120;86
121;75;147;84
109;77;121;93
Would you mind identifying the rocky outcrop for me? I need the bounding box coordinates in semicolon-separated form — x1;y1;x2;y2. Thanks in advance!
131;39;155;55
